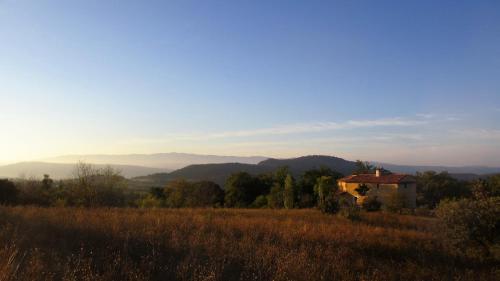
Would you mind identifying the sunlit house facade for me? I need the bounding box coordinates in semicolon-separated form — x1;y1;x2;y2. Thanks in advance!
338;169;417;208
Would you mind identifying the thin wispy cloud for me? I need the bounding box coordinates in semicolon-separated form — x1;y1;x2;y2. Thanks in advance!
195;118;426;139
416;113;435;119
221;133;425;148
185;117;430;140
451;128;500;140
121;115;434;145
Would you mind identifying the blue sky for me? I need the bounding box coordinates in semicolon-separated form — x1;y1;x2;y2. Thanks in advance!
0;0;499;165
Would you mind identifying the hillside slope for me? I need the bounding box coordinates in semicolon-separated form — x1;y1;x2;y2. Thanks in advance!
132;155;359;187
259;155;357;175
132;163;270;187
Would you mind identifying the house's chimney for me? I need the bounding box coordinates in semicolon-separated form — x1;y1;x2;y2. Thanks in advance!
375;168;380;177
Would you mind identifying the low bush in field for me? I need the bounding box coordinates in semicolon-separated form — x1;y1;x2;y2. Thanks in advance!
361;197;382;211
436;196;500;261
0;207;497;281
338;205;361;221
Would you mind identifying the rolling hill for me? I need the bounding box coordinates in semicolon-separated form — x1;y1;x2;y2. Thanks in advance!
132;163;269;187
131;155;358;187
259;155;357;175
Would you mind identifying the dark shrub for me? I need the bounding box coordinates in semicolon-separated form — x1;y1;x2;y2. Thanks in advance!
362;197;381;211
251;195;268;208
355;184;370;196
384;192;406;213
319;194;339;214
338;205;361;221
0;179;18;205
436;197;500;261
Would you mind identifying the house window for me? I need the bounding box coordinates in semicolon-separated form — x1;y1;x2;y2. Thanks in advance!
403;183;407;188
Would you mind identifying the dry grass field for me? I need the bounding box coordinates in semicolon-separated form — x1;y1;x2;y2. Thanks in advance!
0;207;497;281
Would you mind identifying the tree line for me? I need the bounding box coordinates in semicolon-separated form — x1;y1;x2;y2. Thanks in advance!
1;162;499;211
138;166;346;210
0;163;131;207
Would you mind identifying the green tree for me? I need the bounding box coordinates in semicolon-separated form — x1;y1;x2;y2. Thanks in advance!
189;181;224;207
149;187;166;199
251;195;268;208
416;171;470;208
384;191;406;213
267;182;284;209
0;179;18;205
298;167;343;207
283;174;295;209
165;179;224;208
69;163;127;207
138;194;164;208
224;172;257;208
94;166;127;207
472;175;500;198
274;166;290;187
436;197;500;260
16;177;55;206
315;176;338;212
354;160;375;174
255;173;274;196
487;174;500;197
164;179;191;208
355;183;370;196
266;167;291;209
41;174;53;189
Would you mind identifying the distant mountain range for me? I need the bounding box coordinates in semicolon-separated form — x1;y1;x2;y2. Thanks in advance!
42;153;268;170
1;154;499;184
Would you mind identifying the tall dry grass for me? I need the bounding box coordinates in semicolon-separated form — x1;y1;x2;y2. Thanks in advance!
0;207;496;281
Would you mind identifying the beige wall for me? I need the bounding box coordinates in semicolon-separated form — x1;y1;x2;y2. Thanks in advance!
338;181;416;208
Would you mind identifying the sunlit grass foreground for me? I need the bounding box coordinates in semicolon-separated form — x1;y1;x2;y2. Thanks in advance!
0;207;496;281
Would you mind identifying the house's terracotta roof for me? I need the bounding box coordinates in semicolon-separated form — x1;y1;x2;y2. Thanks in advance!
338;173;416;184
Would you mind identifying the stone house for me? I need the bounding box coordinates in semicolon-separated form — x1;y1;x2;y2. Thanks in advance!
337;169;417;208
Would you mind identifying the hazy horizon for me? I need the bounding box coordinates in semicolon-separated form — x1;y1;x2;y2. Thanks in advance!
1;1;499;166
0;152;499;169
